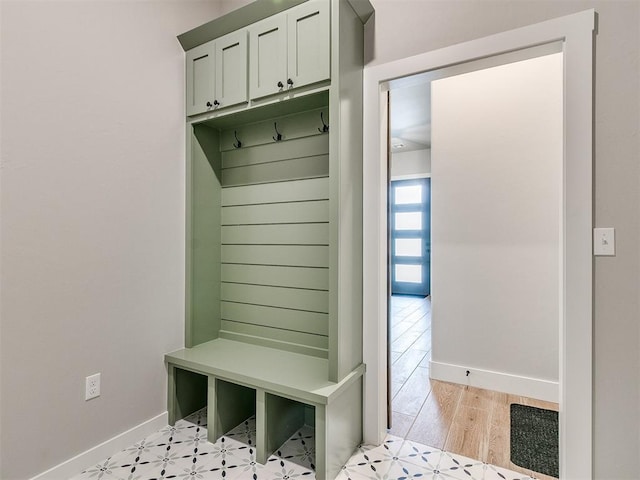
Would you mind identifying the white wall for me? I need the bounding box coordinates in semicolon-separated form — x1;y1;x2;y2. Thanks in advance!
367;1;640;478
390;149;430;180
0;2;221;478
429;54;562;400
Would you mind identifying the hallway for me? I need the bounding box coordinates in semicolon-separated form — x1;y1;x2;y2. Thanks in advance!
389;295;558;480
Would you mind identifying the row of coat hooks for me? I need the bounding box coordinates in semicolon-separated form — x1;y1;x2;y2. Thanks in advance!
232;112;329;149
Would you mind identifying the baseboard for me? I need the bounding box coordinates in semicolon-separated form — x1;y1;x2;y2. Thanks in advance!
30;411;168;480
429;361;558;403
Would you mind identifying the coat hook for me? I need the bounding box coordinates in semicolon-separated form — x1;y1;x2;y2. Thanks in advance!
273;122;282;142
318;112;329;133
233;130;242;149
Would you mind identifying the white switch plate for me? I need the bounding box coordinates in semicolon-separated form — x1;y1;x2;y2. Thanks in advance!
594;227;615;256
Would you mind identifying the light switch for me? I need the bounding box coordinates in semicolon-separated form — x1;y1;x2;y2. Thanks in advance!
594;227;615;256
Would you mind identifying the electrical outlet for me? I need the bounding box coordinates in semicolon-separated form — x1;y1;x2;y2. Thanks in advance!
85;373;101;400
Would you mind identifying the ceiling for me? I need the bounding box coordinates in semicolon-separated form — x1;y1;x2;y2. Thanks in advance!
387;42;565;155
389;82;431;153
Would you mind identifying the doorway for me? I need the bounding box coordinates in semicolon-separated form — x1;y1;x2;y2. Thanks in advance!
363;10;595;480
387;50;563;477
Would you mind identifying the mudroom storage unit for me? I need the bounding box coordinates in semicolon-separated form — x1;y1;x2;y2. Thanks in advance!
165;1;373;479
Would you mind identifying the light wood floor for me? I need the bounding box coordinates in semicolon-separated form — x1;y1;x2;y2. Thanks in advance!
389;295;559;480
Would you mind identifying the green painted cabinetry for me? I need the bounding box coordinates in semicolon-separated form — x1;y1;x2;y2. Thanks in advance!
169;2;374;479
286;0;330;91
249;0;330;99
186;29;248;116
247;12;287;99
214;29;248;109
185;42;215;116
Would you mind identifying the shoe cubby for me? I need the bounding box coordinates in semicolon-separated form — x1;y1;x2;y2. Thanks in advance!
209;379;256;442
259;392;313;463
169;367;207;424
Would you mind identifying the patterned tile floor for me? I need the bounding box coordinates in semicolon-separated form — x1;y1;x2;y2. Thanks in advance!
72;408;538;480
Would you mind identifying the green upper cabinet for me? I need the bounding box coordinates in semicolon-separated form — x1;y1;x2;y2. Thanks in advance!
248;15;287;100
286;0;330;91
186;41;215;116
186;31;248;116
215;30;248;109
249;0;329;100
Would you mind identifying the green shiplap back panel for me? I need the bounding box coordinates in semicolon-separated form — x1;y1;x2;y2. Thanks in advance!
222;245;329;267
221;302;328;335
219;107;329;151
222;177;329;206
218;109;331;189
221;264;329;290
218;118;330;357
222;155;328;186
221;201;328;225
222;135;329;168
219;321;328;357
222;283;329;313
187;125;222;347
222;224;329;245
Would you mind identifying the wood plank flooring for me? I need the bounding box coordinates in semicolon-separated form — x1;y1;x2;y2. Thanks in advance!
389;295;559;480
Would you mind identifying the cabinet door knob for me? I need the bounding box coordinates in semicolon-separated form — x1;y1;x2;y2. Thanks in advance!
213;100;220;106
206;101;213;108
277;81;284;89
287;78;294;87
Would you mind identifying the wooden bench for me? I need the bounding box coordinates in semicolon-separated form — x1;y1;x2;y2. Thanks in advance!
165;338;365;480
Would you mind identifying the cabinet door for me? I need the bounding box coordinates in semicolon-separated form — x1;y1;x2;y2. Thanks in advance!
186;41;215;116
215;30;248;108
287;0;330;90
249;15;287;100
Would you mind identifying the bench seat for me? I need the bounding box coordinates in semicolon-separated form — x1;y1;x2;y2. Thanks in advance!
165;338;365;480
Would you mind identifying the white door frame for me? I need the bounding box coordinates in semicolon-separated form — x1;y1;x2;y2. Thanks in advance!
362;10;595;480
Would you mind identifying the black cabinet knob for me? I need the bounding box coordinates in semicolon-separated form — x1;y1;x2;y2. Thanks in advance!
206;101;212;108
277;81;284;88
213;100;220;106
287;78;294;86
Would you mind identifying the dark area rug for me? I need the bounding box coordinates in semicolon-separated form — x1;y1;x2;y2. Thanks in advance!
510;403;559;478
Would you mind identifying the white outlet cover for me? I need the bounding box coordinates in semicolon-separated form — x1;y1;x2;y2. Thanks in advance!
85;373;101;400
